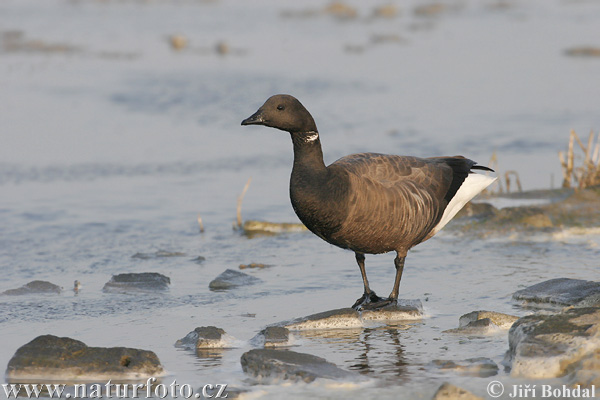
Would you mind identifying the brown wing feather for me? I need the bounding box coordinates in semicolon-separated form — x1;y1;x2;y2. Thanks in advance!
326;153;454;255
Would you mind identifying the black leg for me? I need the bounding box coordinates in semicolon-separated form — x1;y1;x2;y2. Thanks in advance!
352;252;382;309
388;253;406;301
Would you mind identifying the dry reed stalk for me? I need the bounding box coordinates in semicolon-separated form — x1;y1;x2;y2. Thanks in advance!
482;151;503;194
559;130;600;189
236;177;252;228
504;170;522;193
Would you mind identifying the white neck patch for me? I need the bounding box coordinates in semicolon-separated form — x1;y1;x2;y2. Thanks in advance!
305;131;319;142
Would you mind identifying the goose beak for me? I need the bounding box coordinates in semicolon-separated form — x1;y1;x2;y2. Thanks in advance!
241;110;264;126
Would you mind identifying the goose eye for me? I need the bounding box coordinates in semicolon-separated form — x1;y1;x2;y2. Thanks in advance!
277;104;285;111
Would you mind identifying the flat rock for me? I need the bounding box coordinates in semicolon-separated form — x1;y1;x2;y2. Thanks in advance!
429;357;498;377
458;310;518;329
505;307;600;381
102;272;170;293
2;280;62;295
131;250;187;259
240;349;356;383
175;326;232;349
432;382;483;400
6;335;164;382
242;220;307;234
513;278;600;308
208;269;261;291
251;327;291;348
444;310;518;335
285;300;423;330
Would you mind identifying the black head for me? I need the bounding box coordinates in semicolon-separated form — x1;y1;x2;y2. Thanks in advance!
241;94;318;134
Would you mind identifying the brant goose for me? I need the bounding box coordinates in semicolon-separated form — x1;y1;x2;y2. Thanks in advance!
241;94;496;310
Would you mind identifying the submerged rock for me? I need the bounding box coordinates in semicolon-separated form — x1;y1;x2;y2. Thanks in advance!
175;326;232;350
6;335;164;382
208;269;261;291
429;357;498;377
285;301;423;330
432;382;483;400
102;272;170;293
1;280;62;295
513;278;600;308
444;310;519;334
505;307;600;381
132;250;187;259
251;327;292;348
240;349;356;383
242;220;308;235
285;308;362;330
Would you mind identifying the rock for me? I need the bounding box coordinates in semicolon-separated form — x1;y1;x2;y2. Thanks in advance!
191;256;206;264
372;4;399;19
242;220;308;235
285;308;362;330
505;307;600;381
208;269;261;291
432;382;483;400
455;202;497;220
360;300;424;322
565;46;600;58
102;272;170;293
323;2;358;20
1;280;62;295
513;278;600;308
240;349;356;383
175;326;232;349
567;350;600;387
443;311;517;335
169;34;187;50
429;357;498;377
132;250;186;259
414;3;446;17
459;310;518;329
251;327;292;348
285;301;423;330
6;335;164;382
239;263;268;270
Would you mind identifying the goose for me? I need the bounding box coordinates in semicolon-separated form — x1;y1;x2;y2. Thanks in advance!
241;94;496;310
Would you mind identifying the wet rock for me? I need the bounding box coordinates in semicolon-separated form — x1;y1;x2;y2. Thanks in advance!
169;34;187;50
175;326;232;349
6;335;164;382
414;3;446;17
432;382;483;400
505;307;600;380
455;202;497;219
285;300;423;330
239;263;268;270
2;280;62;295
565;46;600;58
459;310;518;329
242;220;308;235
567;350;600;387
102;272;170;293
208;269;261;291
513;278;600;308
360;300;424;322
132;250;187;259
429;357;498;377
240;349;356;383
285;308;362;330
191;256;206;264
443;310;518;335
323;2;358;20
251;327;292;348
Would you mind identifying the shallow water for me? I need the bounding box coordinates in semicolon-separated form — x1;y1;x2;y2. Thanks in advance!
1;0;600;398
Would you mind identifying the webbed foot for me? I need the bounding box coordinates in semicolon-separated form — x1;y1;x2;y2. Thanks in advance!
352;291;384;310
358;297;398;310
